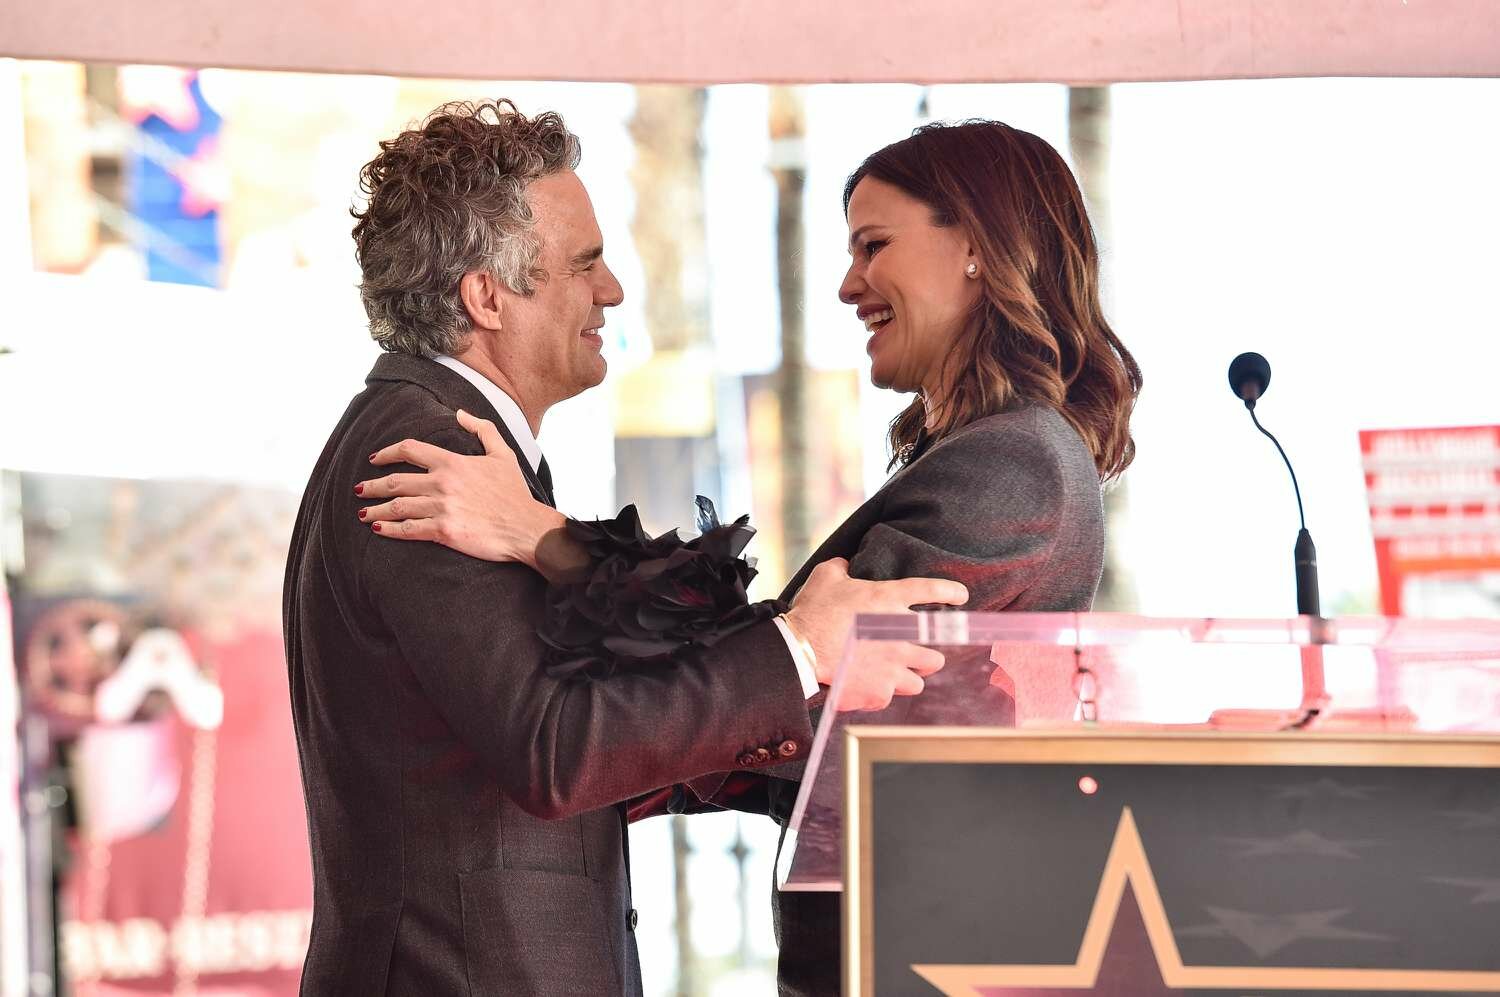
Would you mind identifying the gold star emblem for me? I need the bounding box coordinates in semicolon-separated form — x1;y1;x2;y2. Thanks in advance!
912;808;1500;994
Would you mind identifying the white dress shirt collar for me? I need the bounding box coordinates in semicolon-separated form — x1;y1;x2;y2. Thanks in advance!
432;355;543;474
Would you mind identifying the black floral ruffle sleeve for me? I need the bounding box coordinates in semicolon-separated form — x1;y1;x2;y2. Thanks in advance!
539;497;786;680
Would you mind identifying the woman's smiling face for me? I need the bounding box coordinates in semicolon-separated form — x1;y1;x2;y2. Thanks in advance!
839;176;981;397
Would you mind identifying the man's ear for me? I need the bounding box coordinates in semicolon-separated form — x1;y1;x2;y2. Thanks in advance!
459;271;504;332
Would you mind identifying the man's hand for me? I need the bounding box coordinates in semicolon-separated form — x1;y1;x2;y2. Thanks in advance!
782;558;968;712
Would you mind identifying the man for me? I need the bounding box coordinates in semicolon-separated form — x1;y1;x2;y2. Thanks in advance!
283;99;963;995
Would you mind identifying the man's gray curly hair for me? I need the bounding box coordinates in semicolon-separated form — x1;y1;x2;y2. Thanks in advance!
351;99;582;357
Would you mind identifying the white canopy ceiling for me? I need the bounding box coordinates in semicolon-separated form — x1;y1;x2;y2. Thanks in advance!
2;0;1498;82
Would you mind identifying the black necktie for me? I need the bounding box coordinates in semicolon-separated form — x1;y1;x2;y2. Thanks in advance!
536;456;556;507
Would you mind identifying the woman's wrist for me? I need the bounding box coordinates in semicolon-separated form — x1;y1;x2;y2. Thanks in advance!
520;505;565;568
527;507;593;584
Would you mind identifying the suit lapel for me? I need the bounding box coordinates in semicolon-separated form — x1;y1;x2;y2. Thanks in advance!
367;353;554;507
536;457;557;507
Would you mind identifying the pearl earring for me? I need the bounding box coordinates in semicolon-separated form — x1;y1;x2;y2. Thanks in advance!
965;262;978;278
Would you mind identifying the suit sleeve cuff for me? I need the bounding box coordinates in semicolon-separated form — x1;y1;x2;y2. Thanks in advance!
773;616;822;700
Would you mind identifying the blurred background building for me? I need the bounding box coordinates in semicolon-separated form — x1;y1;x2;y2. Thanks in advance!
2;56;1499;996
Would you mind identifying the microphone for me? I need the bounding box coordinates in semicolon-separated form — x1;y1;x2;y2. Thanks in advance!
1228;352;1271;408
1226;352;1320;618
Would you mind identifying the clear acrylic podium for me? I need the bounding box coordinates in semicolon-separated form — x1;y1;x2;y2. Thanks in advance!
778;612;1500;893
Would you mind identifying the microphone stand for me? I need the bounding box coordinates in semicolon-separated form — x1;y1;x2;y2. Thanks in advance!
1243;403;1328;727
1216;356;1413;733
1245;404;1321;618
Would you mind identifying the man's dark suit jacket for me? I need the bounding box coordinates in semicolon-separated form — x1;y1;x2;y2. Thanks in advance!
702;403;1107;997
283;353;814;996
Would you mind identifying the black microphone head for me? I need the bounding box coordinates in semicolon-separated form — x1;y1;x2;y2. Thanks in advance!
1228;352;1271;407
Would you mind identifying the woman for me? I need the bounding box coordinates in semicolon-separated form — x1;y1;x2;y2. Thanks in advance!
359;120;1140;995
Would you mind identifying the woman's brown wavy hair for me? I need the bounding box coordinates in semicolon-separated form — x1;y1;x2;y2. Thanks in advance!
845;121;1142;480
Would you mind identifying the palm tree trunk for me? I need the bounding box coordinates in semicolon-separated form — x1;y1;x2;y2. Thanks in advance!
769;86;811;574
628;87;710;997
1068;85;1136;613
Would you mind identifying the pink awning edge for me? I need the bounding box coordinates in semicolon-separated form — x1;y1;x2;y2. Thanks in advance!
2;0;1498;83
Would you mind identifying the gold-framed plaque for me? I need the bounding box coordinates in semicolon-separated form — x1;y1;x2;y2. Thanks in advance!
845;729;1500;996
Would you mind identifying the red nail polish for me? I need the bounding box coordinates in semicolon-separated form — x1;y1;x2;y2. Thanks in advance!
354;484;364;496
368;452;378;462
371;522;383;533
357;509;367;521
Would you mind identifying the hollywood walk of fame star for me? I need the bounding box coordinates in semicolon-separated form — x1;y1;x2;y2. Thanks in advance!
1175;907;1392;960
967;886;1174;997
909;808;1500;997
1218;829;1382;859
1427;876;1500;904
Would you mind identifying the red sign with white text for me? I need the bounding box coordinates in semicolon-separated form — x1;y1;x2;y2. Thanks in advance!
1360;425;1500;615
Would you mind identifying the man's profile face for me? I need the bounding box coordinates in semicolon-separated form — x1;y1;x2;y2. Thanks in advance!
502;171;623;407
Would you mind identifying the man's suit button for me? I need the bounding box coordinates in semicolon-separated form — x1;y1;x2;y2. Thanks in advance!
737;752;756;767
627;908;639;931
778;739;799;758
753;747;772;764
